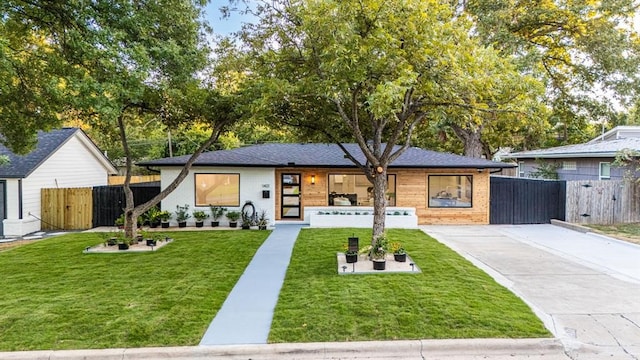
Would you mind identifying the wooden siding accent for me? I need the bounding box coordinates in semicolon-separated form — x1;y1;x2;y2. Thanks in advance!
565;180;640;224
41;188;93;230
108;175;160;185
275;168;490;224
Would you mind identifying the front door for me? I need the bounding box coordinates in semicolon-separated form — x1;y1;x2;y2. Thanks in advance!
281;173;301;218
0;180;5;236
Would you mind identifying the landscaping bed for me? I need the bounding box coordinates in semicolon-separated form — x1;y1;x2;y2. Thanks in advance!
269;228;550;343
0;230;269;351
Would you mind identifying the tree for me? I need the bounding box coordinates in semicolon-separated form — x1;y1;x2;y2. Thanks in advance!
1;0;240;238
242;0;540;241
462;0;640;148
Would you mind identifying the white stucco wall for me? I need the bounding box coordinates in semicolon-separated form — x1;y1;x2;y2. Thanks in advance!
160;167;276;227
3;133;113;237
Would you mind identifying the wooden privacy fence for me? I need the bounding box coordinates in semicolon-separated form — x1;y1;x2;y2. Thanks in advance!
565;180;640;224
41;187;93;230
108;175;160;185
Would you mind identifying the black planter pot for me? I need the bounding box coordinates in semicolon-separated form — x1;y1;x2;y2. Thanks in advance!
195;221;204;228
178;221;187;228
107;238;118;246
394;253;407;262
345;253;358;263
161;222;170;228
146;239;156;246
118;243;129;250
258;225;267;230
150;221;159;228
229;222;237;228
372;259;386;271
241;225;251;230
211;221;220;227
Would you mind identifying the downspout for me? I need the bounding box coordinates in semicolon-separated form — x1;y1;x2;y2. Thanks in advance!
18;179;23;219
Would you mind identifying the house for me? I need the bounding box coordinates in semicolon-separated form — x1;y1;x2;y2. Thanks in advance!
0;128;117;237
138;143;512;226
505;126;640;181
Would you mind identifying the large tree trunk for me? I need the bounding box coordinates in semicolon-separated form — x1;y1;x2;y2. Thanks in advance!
371;168;388;244
450;123;484;158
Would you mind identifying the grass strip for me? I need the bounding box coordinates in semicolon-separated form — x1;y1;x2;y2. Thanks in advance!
269;228;550;343
0;230;269;351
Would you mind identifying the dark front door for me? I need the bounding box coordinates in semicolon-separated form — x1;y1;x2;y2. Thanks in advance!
281;173;301;218
0;180;5;236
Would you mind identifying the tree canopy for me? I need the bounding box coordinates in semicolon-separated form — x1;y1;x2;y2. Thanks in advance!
240;0;542;238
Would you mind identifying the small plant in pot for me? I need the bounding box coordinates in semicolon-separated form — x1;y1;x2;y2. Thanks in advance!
390;242;407;262
240;212;254;230
371;234;388;270
144;207;162;228
114;214;125;229
226;211;240;228
257;209;269;230
343;245;358;263
158;210;171;228
209;206;226;227
192;210;208;228
175;204;190;228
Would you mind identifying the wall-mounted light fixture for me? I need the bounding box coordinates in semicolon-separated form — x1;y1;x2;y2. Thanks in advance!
311;174;316;185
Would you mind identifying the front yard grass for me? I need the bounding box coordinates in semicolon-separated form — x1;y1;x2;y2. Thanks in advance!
269;228;550;343
0;230;269;351
585;223;640;245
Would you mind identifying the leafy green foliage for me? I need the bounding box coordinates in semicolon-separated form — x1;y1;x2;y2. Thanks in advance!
530;159;561;180
613;148;640;183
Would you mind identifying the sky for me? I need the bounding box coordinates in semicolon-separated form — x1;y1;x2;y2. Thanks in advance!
202;1;255;37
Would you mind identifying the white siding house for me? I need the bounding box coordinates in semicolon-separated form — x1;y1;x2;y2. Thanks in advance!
0;128;116;237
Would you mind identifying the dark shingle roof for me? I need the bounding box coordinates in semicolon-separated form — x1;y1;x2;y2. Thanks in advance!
139;143;512;169
0;128;78;178
505;138;640;159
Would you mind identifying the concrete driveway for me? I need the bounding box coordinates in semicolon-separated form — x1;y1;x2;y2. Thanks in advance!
422;224;640;360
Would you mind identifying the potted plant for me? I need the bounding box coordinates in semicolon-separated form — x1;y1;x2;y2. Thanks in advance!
175;204;190;228
226;211;240;228
371;234;388;270
144;207;162;228
343;245;358;263
114;214;125;229
257;209;269;230
240;211;253;230
158;210;171;228
209;206;226;227
192;210;208;228
390;242;407;262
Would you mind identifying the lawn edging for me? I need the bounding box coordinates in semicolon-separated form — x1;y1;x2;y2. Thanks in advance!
0;338;565;360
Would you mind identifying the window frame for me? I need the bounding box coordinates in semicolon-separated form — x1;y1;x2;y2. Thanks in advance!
194;173;241;207
562;161;577;171
427;174;473;208
326;173;396;206
518;161;525;178
599;162;611;180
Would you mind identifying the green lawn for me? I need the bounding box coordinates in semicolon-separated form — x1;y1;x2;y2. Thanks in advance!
0;230;269;351
269;228;550;343
586;223;640;245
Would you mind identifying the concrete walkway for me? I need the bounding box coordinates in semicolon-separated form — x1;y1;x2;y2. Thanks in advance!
422;224;640;360
199;224;303;345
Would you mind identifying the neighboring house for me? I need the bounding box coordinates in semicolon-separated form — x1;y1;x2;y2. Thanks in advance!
0;128;117;237
138;143;513;226
505;126;640;181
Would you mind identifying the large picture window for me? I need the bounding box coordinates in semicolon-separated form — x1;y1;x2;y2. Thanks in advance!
195;173;240;207
428;175;472;208
328;174;396;206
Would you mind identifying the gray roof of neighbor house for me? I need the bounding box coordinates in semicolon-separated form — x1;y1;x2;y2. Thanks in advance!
505;137;640;159
0;128;115;178
139;143;513;169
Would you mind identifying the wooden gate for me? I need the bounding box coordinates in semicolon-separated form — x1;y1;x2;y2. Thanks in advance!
490;177;566;224
41;188;93;230
565;180;640;224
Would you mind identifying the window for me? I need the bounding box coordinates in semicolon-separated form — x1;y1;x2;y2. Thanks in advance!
328;174;396;206
194;173;240;207
562;161;577;170
599;162;611;180
428;175;472;208
518;161;525;177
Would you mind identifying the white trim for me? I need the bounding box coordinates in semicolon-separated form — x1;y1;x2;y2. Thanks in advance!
599;162;611;180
